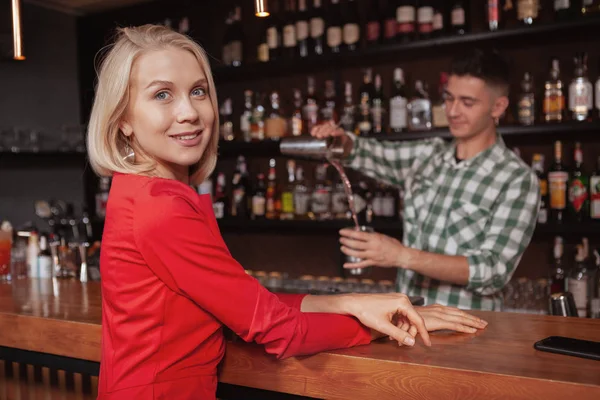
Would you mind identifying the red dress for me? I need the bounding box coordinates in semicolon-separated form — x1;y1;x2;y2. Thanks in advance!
97;173;371;399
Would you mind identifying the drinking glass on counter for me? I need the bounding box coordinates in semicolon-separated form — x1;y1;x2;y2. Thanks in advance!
0;223;13;280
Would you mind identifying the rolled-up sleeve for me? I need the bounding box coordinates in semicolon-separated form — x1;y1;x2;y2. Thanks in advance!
465;170;540;295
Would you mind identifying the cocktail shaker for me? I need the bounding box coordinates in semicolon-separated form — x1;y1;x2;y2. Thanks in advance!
344;225;374;277
280;136;346;160
548;292;578;317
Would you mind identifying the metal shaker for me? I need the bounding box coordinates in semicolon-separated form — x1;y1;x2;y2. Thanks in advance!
279;135;346;160
344;225;374;277
548;292;579;317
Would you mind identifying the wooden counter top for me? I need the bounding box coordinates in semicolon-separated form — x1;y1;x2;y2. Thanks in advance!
1;279;599;399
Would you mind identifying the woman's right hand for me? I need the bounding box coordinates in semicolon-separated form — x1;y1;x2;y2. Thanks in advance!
394;305;488;338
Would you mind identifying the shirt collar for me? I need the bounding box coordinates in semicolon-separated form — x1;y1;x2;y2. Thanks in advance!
440;134;507;173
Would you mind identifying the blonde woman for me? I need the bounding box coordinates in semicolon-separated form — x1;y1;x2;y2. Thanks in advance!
87;25;487;399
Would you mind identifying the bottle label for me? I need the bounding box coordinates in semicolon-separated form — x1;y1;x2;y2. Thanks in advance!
451;8;466;26
222;43;231;66
518;0;539;19
283;25;297;47
310;18;325;38
518;94;535;125
554;0;570;10
281;192;295;213
397;6;416;23
252;196;266;217
548;171;569;210
296;20;309;41
311;190;331;214
230;41;242;62
372;103;383;132
358;120;372;135
213;202;224;219
417;7;434;34
382;197;396;217
343;24;360;45
537;208;548;224
258;43;269;62
366;21;380;41
267;27;279;49
433;12;444;30
569;179;589;212
569;82;593;113
241;111;251;133
294;193;311;215
489;0;499;22
543;92;565;115
590;175;600;219
540;179;548;196
38;256;52;279
432;104;449;128
568;278;588;317
390;96;408;129
384;18;397;38
327;26;343;47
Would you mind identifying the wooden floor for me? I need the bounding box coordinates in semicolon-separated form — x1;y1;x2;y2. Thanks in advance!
0;360;98;400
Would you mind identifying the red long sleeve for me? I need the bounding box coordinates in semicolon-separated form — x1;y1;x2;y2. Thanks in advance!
133;180;370;359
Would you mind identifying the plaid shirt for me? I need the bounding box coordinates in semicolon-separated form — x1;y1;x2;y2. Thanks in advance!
346;135;540;310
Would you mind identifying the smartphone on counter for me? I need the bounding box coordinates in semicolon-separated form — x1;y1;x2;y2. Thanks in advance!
534;336;600;361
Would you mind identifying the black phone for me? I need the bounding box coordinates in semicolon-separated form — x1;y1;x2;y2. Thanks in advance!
534;336;600;361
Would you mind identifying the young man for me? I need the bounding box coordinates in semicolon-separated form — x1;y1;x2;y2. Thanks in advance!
312;49;540;311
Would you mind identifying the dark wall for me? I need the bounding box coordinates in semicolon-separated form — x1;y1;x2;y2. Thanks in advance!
0;4;82;229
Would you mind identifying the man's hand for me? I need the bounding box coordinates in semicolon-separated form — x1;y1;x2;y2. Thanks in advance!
339;228;411;269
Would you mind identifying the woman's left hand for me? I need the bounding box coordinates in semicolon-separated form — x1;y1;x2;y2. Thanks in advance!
339;228;410;269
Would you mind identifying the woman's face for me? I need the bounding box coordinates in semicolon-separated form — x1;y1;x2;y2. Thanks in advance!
120;47;215;183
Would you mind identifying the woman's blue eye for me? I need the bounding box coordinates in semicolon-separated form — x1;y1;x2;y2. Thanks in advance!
155;91;169;100
192;87;206;97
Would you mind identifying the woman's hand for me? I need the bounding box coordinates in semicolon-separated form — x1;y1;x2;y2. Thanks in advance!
406;305;488;334
344;293;432;347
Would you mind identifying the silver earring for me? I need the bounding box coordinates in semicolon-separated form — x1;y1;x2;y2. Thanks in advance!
123;138;135;161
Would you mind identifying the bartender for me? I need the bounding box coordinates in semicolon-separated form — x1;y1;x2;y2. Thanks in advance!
312;49;540;311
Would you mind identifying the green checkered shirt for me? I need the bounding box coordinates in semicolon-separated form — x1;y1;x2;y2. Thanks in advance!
346;135;540;310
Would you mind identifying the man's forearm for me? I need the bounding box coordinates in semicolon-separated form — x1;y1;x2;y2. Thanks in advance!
403;248;470;285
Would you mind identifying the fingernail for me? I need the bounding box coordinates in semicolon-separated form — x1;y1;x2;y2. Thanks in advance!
404;337;415;346
469;327;477;333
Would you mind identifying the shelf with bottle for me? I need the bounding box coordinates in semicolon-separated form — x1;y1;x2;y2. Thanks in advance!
216;217;402;234
0;151;87;166
213;9;600;83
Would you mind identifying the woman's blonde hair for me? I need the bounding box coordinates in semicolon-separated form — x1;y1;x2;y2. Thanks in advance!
87;24;219;185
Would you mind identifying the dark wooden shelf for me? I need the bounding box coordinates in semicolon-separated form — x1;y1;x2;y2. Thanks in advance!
0;151;87;167
211;16;600;83
218;121;600;158
217;218;402;234
534;221;600;237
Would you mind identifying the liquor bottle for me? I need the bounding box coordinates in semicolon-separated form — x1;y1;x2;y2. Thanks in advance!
241;90;253;142
383;0;398;43
517;0;539;25
222;13;233;66
293;166;312;219
531;154;549;224
366;0;382;46
543;58;565;123
357;68;374;136
266;158;279;219
590;156;600;220
518;72;535;126
568;142;590;222
220;98;235;141
297;0;310;57
487;0;501;31
282;0;298;59
280;160;296;220
432;0;445;37
569;52;593;122
548;140;569;223
450;0;468;35
595;59;600;118
37;235;53;279
303;76;320;135
252;173;267;220
371;74;386;135
331;178;349;219
389;67;408;133
310;0;326;56
267;1;282;61
311;163;332;220
343;0;361;51
258;19;270;62
95;177;111;218
381;185;398;220
340;81;356;133
582;0;600;15
291;89;304;137
231;156;251;219
327;0;343;54
432;72;449;128
265;91;287;140
372;184;384;220
396;0;416;43
230;6;243;67
554;0;577;20
321;80;338;123
417;0;434;39
407;80;432;131
568;243;590;317
213;172;228;220
550;236;566;294
251;92;265;141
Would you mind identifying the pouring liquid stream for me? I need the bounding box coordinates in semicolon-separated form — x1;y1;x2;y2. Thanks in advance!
327;157;360;230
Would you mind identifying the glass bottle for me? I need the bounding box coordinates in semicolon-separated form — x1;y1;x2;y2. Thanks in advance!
569;52;593;122
543;58;565;123
518;72;535;126
407;80;432;131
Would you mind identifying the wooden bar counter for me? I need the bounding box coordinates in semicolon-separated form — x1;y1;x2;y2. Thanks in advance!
0;279;599;399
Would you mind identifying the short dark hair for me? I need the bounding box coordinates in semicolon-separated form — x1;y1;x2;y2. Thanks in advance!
450;49;510;95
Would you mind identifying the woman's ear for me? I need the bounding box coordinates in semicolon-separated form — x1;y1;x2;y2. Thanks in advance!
120;120;133;137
